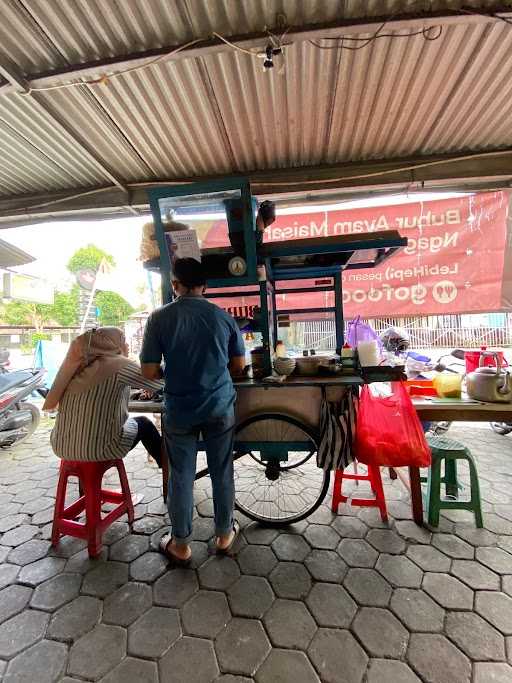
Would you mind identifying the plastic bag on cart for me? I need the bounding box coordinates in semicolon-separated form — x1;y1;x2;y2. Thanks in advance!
317;390;358;471
355;381;431;467
347;316;382;350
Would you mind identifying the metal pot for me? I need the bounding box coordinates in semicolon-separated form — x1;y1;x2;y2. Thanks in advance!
466;353;512;403
294;355;331;376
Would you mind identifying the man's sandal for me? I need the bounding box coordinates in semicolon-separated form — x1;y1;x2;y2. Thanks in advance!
159;533;192;566
215;520;241;555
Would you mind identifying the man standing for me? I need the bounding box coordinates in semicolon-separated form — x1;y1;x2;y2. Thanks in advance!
140;258;245;563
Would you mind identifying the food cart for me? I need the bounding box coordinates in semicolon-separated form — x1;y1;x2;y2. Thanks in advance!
139;179;407;526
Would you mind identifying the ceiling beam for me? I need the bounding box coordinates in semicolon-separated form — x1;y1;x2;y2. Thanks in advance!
0;149;511;227
1;7;512;95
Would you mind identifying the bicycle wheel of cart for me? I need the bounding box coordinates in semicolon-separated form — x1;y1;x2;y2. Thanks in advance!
233;413;330;525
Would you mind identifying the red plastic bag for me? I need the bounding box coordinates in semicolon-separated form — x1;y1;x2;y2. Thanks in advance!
355;382;431;467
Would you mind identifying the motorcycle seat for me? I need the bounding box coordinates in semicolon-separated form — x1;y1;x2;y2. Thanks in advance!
0;371;34;393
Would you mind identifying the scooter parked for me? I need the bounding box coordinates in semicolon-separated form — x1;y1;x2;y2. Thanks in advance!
0;368;46;448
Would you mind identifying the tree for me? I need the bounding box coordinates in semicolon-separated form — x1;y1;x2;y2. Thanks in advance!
52;287;79;327
67;244;115;274
0;300;54;333
95;290;134;327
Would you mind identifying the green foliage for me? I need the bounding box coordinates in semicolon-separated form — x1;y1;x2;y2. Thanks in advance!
30;332;51;348
52;287;79;327
67;244;115;274
0;300;54;332
95;290;134;327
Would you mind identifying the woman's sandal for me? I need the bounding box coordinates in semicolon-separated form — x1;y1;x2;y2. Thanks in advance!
159;533;192;566
215;520;241;555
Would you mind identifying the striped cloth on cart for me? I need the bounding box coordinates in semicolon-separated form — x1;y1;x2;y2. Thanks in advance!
317;390;358;471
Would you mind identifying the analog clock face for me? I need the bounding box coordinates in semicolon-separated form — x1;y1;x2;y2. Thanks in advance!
228;256;247;276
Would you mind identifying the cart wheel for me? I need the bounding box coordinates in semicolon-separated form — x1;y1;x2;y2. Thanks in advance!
233;413;330;525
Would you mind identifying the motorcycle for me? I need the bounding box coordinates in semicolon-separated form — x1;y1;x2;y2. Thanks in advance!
0;368;46;448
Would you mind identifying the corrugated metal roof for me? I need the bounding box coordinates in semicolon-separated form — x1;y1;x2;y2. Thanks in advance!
0;237;34;268
0;0;511;221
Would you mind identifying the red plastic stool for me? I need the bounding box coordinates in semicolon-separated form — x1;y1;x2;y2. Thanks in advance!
331;462;388;522
51;459;134;558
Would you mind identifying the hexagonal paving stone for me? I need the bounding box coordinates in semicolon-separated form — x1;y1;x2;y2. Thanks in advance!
227;575;274;618
423;572;474;610
476;547;512;574
308;628;368;683
269;562;312;599
451;559;500;590
304;549;347;583
376;554;423;588
367;528;406;554
4;640;68;683
432;533;474;559
256;649;319;683
445;611;505;661
306;582;356;628
263;598;317;649
103;582;152;626
406;545;451;572
30;572;82;612
473;663;512;683
68;624;126;680
215;618;270;676
132;516;163;535
271;534;310;562
129;551;168;583
102;521;130;546
0;610;49;658
243;523;279;546
160;637;219;682
51;536;87;560
7;539;50;565
304;525;340;550
366;659;420;683
47;595;102;642
0;514;29;534
154;568;199;608
352;607;409;658
109;534;149;562
18;557;66;587
217;677;252;683
0;564;20;590
475;591;512;635
407;633;471;683
0;524;38;546
454;525;497;547
331;516;368;538
128;606;181;658
0;585;32;624
76;557;127;596
344;568;393;607
182;590;231;637
64;547;108;574
101;657;158;683
337;538;378;568
192;517;215;542
394;520;432;544
390;588;445;632
198;556;240;590
237;545;277;577
359;507;390;527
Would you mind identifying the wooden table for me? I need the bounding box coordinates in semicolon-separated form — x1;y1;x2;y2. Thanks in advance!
401;398;512;526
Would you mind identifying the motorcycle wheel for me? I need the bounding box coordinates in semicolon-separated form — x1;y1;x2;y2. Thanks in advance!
490;422;512;436
12;403;40;446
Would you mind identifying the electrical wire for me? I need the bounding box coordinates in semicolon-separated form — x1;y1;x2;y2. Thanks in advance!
309;25;442;50
20;37;205;95
459;8;512;27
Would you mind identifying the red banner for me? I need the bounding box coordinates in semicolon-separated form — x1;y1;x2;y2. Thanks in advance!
203;192;512;318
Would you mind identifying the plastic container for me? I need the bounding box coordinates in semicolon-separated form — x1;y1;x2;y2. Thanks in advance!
405;379;437;397
432;373;462;398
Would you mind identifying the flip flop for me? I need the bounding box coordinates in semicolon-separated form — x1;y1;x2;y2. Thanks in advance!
215;520;241;555
159;533;192;566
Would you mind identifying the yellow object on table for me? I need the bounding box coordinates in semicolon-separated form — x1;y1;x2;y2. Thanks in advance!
433;373;462;398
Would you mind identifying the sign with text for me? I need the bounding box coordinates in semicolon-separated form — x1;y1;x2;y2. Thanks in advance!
204;192;512;318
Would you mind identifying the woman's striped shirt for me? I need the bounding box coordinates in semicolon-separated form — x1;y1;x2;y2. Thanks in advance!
50;360;162;461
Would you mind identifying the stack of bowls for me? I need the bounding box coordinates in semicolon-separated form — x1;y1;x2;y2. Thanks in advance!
274;357;296;376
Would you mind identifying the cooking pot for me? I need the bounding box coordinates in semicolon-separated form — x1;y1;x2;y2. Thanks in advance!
294;355;331;376
466;353;512;403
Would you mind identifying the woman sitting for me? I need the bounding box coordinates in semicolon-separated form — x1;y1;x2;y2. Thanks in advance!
43;327;162;464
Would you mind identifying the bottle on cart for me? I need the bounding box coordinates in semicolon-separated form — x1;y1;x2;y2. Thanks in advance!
275;341;287;358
